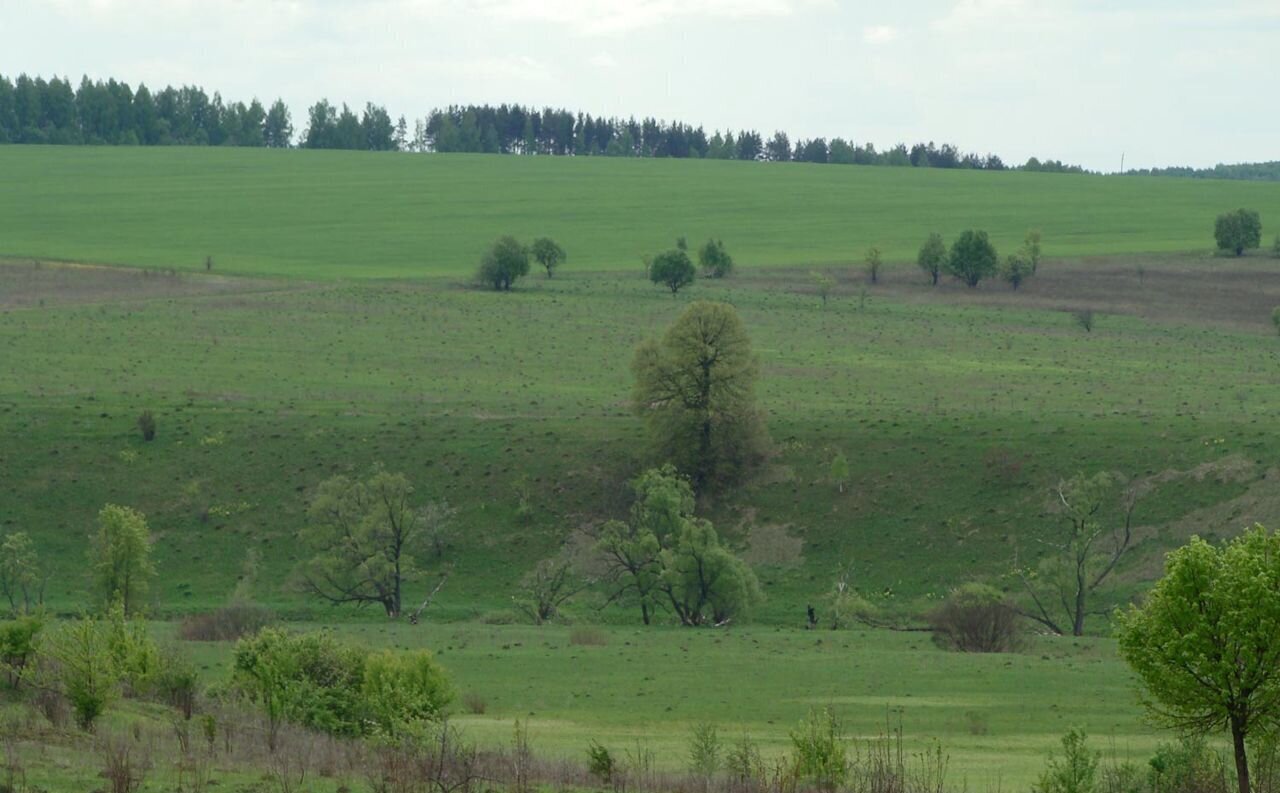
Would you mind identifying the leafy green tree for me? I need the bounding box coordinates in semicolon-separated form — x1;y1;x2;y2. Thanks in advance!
477;235;530;291
1118;526;1280;793
660;518;761;626
1024;229;1043;272
864;247;882;284
1214;209;1262;256
698;239;734;278
632;301;769;490
946;229;999;287
790;707;847;792
37;616;120;730
297;466;437;618
917;232;946;286
1003;253;1033;290
0;532;43;615
0;615;43;688
89;505;156;616
530;237;567;278
1015;472;1141;636
649;247;696;294
361;649;453;736
829;452;849;493
1035;729;1099;793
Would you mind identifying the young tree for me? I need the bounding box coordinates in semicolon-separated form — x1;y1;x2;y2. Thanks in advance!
649;247;696;294
698;239;734;278
1214;208;1262;256
530;237;567;278
38;616;120;730
0;532;43;615
1023;229;1043;272
829;452;849;493
89;505;156;616
946;230;998;287
1002;253;1033;290
811;271;835;306
513;556;590;624
631;301;769;491
864;247;882;284
296;466;438;618
1014;472;1142;636
1118;526;1280;793
477;235;530;291
917;232;946;286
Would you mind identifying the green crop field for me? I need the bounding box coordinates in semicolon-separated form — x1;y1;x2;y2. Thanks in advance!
3;146;1280;278
3;147;1280;789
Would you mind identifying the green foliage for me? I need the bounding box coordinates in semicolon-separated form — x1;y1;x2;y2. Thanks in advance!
1035;728;1099;793
917;232;947;285
530;237;566;278
89;504;156;616
587;740;615;785
1214;208;1262;256
477;235;530;290
661;519;763;626
0;614;43;688
37;615;121;730
947;229;999;287
790;707;847;792
1118;525;1280;792
649;247;696;294
631;301;769;490
688;722;722;782
1025;229;1044;272
1146;737;1229;793
362;649;453;736
0;531;43;615
698;239;734;278
1003;253;1034;290
296;465;436;618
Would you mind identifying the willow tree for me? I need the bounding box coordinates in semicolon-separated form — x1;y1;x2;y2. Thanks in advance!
631;301;769;491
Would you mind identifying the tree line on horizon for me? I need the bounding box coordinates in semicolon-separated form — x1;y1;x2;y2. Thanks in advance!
0;72;1087;173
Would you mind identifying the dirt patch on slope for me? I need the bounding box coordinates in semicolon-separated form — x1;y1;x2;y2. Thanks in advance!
0;258;285;310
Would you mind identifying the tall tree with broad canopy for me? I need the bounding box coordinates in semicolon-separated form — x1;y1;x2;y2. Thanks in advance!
632;301;769;491
297;466;444;619
530;237;567;278
477;235;530;291
89;504;156;616
946;229;999;287
1214;208;1262;256
1118;526;1280;793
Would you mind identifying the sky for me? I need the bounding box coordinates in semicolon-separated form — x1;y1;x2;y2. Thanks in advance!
2;0;1277;171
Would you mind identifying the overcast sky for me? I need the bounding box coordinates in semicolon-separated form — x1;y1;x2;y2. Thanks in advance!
3;0;1277;171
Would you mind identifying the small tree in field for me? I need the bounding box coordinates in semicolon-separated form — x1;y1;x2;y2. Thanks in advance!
946;230;998;287
1002;253;1033;290
0;532;43;615
917;232;946;286
649;247;696;294
1214;209;1262;256
698;239;734;278
864;247;882;284
1118;526;1280;793
530;237;566;278
477;235;530;290
1023;229;1043;272
811;272;834;306
90;505;155;616
829;452;849;493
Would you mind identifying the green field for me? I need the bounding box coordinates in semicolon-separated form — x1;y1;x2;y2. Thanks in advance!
3;146;1280;277
3;147;1280;789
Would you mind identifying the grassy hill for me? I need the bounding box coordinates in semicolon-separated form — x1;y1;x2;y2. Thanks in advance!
3;146;1280;278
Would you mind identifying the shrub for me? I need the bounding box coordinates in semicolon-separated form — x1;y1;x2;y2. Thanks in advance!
699;239;734;278
929;583;1021;653
136;410;156;442
1214;208;1262;256
0;615;43;688
1003;253;1033;290
688;722;722;784
587;740;615;786
531;237;566;278
649;247;696;294
150;646;199;719
477;235;530;291
790;707;846;792
1146;737;1229;793
362;649;453;736
864;247;882;284
917;232;946;285
946;229;998;287
1074;309;1095;333
178;602;276;642
1036;728;1098;793
37;617;120;730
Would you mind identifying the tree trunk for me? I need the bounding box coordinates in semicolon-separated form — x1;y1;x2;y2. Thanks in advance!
1231;716;1250;793
641;602;650;626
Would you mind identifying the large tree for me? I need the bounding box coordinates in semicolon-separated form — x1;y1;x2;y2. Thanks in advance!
477;235;530;291
946;229;998;287
89;505;156;616
631;301;769;491
297;466;441;618
1118;526;1280;793
1215;208;1262;256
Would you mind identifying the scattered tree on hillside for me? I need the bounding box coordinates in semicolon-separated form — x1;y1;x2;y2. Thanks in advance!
829;452;849;494
946;230;998;287
1014;472;1143;636
649;246;697;294
1002;253;1033;290
477;235;531;291
296;465;446;619
89;504;156;616
0;532;43;615
514;556;591;625
632;301;769;491
1214;208;1262;256
917;233;946;286
698;239;734;278
1023;230;1043;272
1118;526;1280;793
811;272;835;306
530;237;566;278
596;466;761;626
864;247;882;284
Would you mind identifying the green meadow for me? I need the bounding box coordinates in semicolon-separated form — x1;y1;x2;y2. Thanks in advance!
2;147;1280;788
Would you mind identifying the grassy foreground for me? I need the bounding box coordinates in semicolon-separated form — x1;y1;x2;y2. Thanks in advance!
3;146;1280;278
